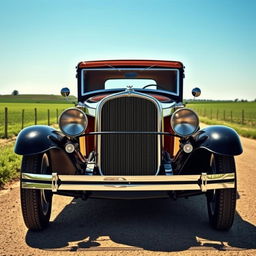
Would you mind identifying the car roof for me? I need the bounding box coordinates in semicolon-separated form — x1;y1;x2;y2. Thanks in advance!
78;59;183;69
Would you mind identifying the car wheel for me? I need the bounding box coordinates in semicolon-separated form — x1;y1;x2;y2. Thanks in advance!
206;154;236;230
20;153;52;231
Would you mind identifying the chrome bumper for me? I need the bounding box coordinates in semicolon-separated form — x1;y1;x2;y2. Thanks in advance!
21;172;235;192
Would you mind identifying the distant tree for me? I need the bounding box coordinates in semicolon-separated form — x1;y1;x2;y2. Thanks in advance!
12;90;19;96
234;98;239;102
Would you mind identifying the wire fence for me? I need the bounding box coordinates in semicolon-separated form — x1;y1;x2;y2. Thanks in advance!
2;105;255;138
1;107;65;138
192;108;256;127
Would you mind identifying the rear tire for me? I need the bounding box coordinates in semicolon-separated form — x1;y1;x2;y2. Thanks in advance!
20;154;52;231
207;154;236;230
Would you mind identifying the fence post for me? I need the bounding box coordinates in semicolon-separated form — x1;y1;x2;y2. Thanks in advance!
21;109;24;129
34;108;37;125
48;109;50;126
230;110;233;122
242;110;244;124
223;110;226;121
56;109;58;123
4;107;8;138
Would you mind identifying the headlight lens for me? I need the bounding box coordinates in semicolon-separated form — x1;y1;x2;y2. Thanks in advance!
59;108;88;137
171;108;199;137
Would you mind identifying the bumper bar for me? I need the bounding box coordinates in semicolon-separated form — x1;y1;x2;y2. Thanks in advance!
21;172;235;192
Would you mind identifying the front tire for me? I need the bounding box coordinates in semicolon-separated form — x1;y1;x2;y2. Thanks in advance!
207;154;237;230
20;154;52;231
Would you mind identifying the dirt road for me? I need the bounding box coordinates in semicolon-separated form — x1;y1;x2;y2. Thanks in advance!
0;135;255;256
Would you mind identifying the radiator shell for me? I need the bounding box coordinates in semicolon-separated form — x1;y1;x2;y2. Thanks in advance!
97;92;161;175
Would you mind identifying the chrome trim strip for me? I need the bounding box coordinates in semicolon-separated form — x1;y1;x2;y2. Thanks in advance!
81;68;180;97
161;102;176;110
201;173;207;192
162;102;185;117
21;173;236;192
76;102;96;117
96;90;163;175
22;182;52;190
52;173;58;192
22;173;52;181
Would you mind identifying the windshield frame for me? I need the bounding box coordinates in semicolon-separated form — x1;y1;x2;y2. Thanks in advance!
81;68;180;97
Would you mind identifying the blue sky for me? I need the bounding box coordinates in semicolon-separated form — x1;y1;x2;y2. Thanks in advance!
0;0;255;100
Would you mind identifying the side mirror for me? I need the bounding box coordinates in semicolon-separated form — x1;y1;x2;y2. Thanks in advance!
192;87;201;97
61;87;70;97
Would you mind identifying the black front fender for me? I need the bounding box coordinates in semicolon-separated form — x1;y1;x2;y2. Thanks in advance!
194;125;243;156
14;125;63;155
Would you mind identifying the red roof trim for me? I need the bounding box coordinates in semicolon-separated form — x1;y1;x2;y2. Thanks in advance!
78;60;183;69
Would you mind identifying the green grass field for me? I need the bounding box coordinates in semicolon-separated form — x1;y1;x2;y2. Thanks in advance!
0;95;75;138
0;94;77;103
0;102;74;138
187;101;256;139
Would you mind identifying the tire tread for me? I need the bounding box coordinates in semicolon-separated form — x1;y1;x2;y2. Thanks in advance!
20;154;52;231
208;154;236;230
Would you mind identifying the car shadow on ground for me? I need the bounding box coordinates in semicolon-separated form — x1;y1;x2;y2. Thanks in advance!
26;195;256;252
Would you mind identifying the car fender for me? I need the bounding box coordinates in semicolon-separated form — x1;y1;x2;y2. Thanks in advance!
194;125;243;156
14;125;63;155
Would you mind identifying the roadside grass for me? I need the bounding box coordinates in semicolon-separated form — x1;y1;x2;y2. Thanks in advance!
187;102;256;139
0;142;21;188
187;102;256;127
198;117;256;139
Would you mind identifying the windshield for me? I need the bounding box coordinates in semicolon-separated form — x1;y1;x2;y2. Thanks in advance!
81;68;179;96
105;79;157;89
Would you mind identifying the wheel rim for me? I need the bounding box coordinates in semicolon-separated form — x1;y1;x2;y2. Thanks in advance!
40;154;51;216
40;190;50;215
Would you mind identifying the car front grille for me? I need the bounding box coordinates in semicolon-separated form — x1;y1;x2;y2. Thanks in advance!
100;95;159;175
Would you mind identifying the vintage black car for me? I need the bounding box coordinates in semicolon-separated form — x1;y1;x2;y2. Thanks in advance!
15;60;243;231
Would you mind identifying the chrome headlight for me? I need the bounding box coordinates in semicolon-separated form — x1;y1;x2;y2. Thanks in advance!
171;108;199;137
59;108;88;137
